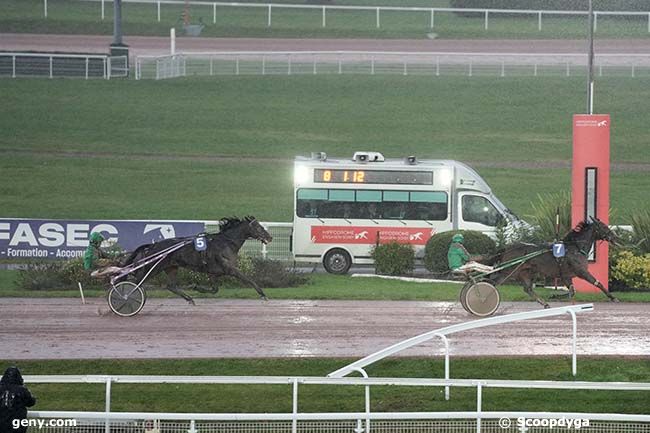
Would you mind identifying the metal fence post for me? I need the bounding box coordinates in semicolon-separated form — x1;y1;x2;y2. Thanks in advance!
434;334;450;400
435;56;439;76
12;55;16;78
538;11;542;31
210;58;214;76
566;62;570;77
101;0;105;20
430;9;434;28
647;13;650;33
157;1;161;22
44;0;48;18
501;61;505;77
569;310;577;376
322;6;326;27
352;368;370;433
262;56;265;75
105;379;112;433
484;10;488;30
371;56;375;75
267;5;272;27
236;57;240;75
376;8;380;29
476;383;482;433
292;378;298;433
49;56;53;79
85;57;89;80
403;61;407;76
287;56;291;76
594;12;598;32
468;60;472;77
213;3;217;23
107;56;112;80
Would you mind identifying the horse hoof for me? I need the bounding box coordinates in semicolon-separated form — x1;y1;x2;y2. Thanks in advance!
188;299;196;306
261;296;269;302
543;304;551;309
610;297;620;303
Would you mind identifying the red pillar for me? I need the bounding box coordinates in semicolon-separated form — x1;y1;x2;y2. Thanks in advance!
572;114;610;293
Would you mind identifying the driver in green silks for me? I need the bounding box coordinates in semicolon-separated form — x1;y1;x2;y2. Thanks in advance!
84;232;121;277
447;233;493;274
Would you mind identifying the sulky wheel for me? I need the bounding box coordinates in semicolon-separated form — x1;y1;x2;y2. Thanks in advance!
107;281;147;317
461;281;500;317
459;281;472;312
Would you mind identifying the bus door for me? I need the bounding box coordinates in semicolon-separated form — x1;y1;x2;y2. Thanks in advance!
456;192;505;237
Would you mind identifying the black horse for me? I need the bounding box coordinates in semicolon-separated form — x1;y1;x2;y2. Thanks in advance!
120;216;272;304
486;218;619;308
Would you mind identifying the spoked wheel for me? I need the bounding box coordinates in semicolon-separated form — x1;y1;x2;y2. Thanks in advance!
107;282;147;317
461;281;500;317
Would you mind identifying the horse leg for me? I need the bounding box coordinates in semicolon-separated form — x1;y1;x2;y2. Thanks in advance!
550;278;576;300
520;270;550;309
165;267;196;305
573;267;619;302
226;267;268;300
191;275;220;294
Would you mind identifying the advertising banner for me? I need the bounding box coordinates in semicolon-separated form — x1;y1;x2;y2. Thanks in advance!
0;219;205;260
311;226;435;245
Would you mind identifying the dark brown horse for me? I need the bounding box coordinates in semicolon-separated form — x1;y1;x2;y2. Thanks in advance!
487;218;619;308
120;216;272;304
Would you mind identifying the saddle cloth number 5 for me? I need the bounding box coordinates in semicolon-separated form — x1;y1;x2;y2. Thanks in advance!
194;236;207;252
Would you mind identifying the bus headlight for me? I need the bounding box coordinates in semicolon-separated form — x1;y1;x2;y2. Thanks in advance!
438;169;452;187
294;166;310;185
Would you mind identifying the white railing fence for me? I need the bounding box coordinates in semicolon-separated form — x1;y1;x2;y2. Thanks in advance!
202;220;293;261
135;51;650;80
25;375;650;433
47;0;650;34
0;53;126;80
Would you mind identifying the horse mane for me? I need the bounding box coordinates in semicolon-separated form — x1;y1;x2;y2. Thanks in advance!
564;220;591;242
218;215;256;232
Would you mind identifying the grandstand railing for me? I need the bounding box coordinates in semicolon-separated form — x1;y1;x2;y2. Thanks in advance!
25;375;650;433
0;53;127;79
135;51;650;80
71;0;650;33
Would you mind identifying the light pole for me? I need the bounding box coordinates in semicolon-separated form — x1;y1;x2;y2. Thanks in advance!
110;0;129;75
587;0;594;114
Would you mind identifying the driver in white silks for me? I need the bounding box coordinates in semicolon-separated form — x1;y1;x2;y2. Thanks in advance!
447;233;494;274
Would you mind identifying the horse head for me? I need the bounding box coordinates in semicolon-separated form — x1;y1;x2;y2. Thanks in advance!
588;216;619;245
244;216;273;245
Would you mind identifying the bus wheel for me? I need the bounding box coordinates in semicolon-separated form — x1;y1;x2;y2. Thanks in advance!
323;249;352;275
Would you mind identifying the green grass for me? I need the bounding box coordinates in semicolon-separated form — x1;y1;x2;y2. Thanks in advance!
1;358;648;413
1;76;650;222
2;270;649;301
2;0;650;39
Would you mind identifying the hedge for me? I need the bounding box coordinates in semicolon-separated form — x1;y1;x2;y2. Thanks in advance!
424;230;497;275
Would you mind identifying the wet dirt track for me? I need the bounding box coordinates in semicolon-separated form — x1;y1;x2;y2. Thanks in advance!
2;34;650;57
0;298;648;360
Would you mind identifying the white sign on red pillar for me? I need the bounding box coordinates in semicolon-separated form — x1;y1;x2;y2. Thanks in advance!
572;114;610;293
